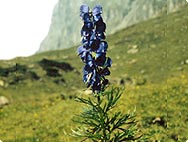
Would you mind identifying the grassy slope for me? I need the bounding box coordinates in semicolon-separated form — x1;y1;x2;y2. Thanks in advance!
0;5;188;142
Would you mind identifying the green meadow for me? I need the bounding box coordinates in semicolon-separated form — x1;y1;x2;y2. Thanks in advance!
0;5;188;142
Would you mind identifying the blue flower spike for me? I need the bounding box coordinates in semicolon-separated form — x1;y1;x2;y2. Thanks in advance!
78;4;112;94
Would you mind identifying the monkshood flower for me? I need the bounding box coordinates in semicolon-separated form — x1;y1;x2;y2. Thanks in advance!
78;4;112;93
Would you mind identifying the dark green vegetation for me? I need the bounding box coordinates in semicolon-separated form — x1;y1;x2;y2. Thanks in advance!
74;88;141;142
1;5;188;142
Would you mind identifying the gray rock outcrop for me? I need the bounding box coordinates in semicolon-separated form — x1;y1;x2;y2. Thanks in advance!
38;0;186;52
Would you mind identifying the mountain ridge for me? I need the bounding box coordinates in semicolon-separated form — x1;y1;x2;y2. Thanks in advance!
38;0;186;52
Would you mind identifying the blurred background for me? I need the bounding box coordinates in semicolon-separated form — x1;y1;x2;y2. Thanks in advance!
0;0;186;59
39;0;186;52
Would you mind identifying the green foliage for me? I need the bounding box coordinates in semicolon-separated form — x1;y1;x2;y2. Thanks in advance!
73;88;141;142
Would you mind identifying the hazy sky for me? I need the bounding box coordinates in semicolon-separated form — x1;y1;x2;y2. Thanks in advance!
0;0;58;60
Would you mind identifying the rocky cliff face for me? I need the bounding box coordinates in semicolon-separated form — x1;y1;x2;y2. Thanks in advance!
38;0;186;52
